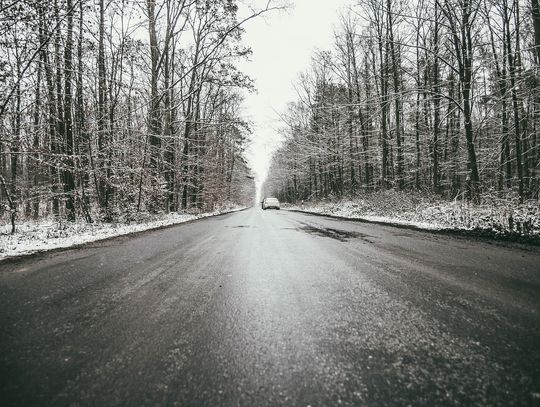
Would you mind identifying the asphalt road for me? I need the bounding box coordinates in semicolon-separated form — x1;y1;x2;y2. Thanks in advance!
1;208;539;406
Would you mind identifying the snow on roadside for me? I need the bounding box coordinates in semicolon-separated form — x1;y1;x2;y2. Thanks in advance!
287;203;447;230
0;206;245;261
285;191;540;239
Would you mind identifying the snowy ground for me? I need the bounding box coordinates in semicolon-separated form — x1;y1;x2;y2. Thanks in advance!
286;190;540;241
0;206;245;261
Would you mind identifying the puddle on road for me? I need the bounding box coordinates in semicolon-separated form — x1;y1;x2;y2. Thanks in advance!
293;222;375;243
299;225;360;242
227;223;373;243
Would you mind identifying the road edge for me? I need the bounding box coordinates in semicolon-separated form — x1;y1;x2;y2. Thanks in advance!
286;208;540;248
0;207;250;265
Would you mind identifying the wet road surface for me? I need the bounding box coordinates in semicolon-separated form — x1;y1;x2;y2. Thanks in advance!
1;208;539;406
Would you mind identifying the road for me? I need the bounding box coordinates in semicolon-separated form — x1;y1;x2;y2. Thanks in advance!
1;208;539;406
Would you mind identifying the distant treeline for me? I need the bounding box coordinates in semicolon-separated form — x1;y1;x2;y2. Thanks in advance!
264;0;540;204
0;0;278;225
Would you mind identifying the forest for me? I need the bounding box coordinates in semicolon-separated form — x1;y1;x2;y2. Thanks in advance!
264;0;540;211
0;0;277;231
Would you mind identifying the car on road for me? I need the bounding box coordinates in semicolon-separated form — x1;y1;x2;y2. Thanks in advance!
262;197;280;210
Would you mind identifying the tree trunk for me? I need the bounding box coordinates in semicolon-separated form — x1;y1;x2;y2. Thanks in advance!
387;0;403;189
532;0;540;64
63;0;76;221
147;0;162;212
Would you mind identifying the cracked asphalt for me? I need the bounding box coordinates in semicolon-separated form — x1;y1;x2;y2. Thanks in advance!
1;208;539;406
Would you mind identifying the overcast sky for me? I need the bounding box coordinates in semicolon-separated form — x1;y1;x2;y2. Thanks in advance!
238;0;350;194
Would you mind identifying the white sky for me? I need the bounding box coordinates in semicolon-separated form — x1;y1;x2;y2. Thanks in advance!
238;0;350;194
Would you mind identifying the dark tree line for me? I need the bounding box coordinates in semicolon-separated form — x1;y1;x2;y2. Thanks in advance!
0;0;279;229
265;0;540;206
